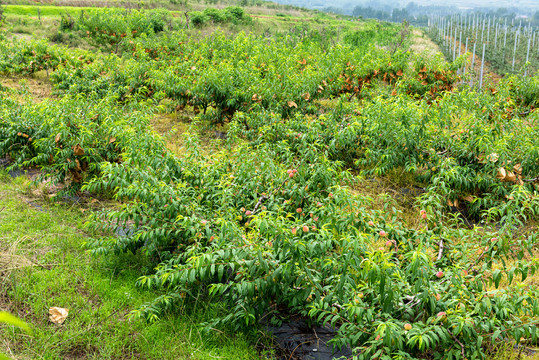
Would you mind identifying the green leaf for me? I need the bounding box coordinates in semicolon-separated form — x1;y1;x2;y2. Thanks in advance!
0;312;31;334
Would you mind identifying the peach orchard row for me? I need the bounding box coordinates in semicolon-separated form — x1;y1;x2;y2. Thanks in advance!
1;15;539;359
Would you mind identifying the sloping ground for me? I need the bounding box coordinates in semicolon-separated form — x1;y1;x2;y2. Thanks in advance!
410;29;441;57
0;173;270;360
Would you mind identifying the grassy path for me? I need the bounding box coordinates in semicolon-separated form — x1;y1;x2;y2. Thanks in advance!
0;172;268;360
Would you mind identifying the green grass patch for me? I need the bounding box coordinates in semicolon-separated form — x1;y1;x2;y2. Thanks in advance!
3;5;109;17
0;173;269;360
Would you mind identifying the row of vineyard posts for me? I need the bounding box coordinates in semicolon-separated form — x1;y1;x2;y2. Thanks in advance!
428;13;539;85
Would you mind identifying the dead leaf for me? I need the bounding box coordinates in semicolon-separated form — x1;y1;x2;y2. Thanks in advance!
447;198;459;207
303;93;310;101
287;101;298;108
391;90;397;96
73;144;85;156
505;171;516;182
251;94;258;101
49;307;69;324
496;167;506;180
109;137;116;144
487;153;499;163
462;195;474;202
55;133;61;144
513;163;522;174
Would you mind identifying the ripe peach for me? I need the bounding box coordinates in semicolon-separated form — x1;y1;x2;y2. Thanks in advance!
404;323;412;331
303;225;309;233
437;311;447;320
368;221;374;226
385;240;393;247
291;227;297;235
379;230;387;237
245;210;252;216
296;208;302;213
436;271;444;278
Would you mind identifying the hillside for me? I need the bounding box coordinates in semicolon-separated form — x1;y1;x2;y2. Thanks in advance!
1;3;539;360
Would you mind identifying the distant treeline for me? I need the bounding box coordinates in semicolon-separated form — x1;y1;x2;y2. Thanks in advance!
349;4;539;27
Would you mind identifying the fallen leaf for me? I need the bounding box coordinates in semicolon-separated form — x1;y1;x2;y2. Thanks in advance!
109;137;116;144
73;144;85;156
487;153;499;162
49;307;69;324
55;133;61;144
513;163;522;174
287;101;298;108
303;92;310;101
505;171;516;182
496;167;506;181
462;195;474;202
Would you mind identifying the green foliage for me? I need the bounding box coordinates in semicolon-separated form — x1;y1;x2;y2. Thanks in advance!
0;94;154;195
0;312;30;360
1;17;539;360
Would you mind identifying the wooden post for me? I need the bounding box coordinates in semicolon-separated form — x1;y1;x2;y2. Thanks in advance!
184;11;189;29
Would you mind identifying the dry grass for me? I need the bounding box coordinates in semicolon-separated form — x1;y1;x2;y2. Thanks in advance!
410;29;442;57
0;75;53;103
0;235;35;295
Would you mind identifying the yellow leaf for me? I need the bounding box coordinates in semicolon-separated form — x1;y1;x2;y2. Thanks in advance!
287;101;298;108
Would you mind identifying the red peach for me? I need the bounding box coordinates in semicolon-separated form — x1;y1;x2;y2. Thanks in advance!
436;271;444;278
303;225;309;232
379;230;387;237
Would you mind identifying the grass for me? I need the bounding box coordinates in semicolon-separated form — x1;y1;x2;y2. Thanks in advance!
0;172;270;360
3;5;108;17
